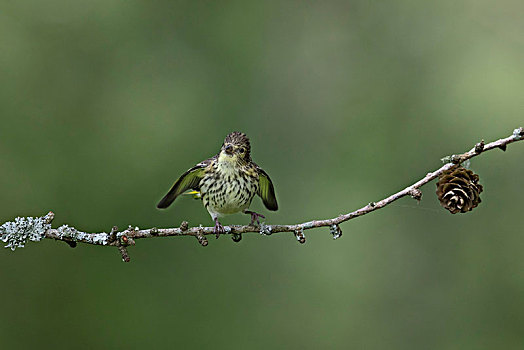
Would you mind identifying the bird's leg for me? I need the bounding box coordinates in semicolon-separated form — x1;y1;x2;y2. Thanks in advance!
213;217;224;239
243;210;265;226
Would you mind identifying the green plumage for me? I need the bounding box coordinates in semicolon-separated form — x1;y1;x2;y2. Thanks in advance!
157;132;278;236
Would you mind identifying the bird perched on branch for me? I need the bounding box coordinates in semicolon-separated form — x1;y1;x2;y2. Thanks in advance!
157;132;278;238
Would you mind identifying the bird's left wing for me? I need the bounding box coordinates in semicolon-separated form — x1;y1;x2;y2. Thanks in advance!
157;157;214;209
255;165;278;211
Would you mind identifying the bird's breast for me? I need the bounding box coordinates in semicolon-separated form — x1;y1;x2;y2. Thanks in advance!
200;167;259;216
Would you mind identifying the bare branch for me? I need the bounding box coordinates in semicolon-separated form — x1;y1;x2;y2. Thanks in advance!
2;127;523;261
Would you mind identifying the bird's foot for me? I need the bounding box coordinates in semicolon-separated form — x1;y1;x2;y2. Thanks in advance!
244;210;265;226
214;218;224;239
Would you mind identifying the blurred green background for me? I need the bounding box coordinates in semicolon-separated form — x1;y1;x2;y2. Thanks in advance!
1;0;523;349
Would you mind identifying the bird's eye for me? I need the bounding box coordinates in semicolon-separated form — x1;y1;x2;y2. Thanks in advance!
239;148;245;154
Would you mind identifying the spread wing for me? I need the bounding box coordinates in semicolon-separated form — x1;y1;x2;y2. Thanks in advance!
157;157;214;209
256;165;278;211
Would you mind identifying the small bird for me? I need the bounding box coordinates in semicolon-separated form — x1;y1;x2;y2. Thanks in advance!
157;132;278;237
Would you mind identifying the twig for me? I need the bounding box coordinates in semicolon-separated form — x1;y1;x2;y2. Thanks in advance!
2;127;523;261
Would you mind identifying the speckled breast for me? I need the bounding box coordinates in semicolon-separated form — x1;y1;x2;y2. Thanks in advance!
200;169;259;216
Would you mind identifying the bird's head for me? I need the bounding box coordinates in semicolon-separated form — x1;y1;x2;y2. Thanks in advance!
219;131;251;165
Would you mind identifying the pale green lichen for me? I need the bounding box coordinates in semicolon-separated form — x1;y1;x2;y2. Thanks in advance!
56;224;78;240
259;223;272;235
329;224;343;240
55;224;108;245
440;155;452;164
0;215;51;251
294;228;306;243
513;127;523;140
301;221;315;229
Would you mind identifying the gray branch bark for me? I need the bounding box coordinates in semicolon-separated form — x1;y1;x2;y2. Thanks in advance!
2;127;523;262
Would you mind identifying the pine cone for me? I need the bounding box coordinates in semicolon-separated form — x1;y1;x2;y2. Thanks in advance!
436;167;483;214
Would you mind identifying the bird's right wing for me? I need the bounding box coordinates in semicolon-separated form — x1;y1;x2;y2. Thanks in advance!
157;157;214;209
256;166;278;211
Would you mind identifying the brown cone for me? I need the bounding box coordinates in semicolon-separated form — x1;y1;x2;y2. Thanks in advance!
436;167;483;214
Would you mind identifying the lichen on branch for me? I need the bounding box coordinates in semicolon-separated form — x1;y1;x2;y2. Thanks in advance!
1;127;523;262
1;212;54;251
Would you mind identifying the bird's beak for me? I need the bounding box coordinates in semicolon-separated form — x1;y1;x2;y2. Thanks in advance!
225;145;234;155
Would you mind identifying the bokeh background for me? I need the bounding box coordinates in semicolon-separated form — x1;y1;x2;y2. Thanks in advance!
1;1;523;349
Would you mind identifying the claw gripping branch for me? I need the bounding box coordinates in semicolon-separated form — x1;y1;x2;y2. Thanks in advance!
1;128;523;261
